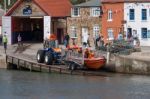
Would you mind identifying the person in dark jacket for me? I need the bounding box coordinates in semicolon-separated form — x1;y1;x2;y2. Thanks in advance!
64;33;70;47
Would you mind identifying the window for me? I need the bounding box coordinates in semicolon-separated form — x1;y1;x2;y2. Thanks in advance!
70;26;77;38
107;28;114;40
141;28;148;38
108;10;113;21
90;7;100;17
93;25;100;38
129;9;135;20
142;9;147;20
71;8;80;17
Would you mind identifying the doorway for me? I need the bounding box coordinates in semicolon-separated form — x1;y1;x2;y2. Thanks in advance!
127;28;132;39
57;28;64;44
82;27;88;43
12;17;43;43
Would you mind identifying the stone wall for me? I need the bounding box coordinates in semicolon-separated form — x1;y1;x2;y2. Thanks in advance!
67;8;101;47
0;56;6;68
106;54;150;75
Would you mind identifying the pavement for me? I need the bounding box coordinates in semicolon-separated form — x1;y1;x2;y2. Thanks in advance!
0;43;150;65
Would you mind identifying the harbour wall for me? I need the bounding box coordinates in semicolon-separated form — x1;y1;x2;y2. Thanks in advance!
0;55;7;68
105;54;150;75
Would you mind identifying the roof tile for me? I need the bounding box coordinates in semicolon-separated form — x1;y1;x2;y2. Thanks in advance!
6;0;72;17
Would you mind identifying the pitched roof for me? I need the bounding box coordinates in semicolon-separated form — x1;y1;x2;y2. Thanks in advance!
75;0;101;7
6;0;72;17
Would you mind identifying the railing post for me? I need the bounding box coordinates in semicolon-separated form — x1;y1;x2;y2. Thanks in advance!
49;66;51;73
24;61;26;67
59;68;62;74
5;55;7;63
12;57;13;64
30;63;32;72
40;65;41;72
17;59;20;70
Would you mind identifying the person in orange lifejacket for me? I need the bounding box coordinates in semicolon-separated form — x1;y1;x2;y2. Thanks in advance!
84;48;90;58
88;50;94;58
84;48;94;58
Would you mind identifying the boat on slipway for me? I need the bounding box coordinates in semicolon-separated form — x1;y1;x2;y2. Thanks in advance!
65;46;106;70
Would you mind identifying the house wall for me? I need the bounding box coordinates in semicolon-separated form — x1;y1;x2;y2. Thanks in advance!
67;7;101;47
102;3;124;43
124;3;150;46
11;1;46;16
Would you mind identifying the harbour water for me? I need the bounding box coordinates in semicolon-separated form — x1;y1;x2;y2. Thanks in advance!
0;69;150;99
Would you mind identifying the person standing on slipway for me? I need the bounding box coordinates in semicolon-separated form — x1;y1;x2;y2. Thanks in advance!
3;34;8;54
17;34;22;48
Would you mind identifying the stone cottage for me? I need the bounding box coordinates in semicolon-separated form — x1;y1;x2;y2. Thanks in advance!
67;0;101;47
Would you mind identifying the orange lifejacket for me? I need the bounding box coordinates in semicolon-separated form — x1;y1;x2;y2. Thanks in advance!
88;52;94;58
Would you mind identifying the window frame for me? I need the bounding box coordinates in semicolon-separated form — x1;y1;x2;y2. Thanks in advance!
93;25;100;38
107;28;114;40
107;9;113;21
129;9;135;21
71;7;80;17
141;28;147;39
90;7;100;17
70;26;77;38
141;9;147;21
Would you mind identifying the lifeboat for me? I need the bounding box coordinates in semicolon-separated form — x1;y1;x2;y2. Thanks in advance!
84;57;106;69
83;48;106;69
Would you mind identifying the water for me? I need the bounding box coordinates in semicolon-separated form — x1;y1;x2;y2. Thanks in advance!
0;69;150;99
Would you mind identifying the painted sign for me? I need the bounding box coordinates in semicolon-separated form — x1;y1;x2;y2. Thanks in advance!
23;5;32;15
2;16;12;44
44;16;51;39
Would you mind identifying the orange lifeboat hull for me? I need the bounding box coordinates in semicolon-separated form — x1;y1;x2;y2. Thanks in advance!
84;57;106;70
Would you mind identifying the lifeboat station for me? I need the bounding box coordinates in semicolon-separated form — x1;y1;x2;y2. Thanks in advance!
2;0;72;44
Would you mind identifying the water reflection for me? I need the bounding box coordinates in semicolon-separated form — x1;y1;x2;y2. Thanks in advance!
0;69;150;99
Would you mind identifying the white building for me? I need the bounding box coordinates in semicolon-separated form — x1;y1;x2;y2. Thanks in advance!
124;2;150;46
0;9;4;36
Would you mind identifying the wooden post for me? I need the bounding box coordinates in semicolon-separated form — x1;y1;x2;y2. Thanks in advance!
5;55;7;63
49;66;51;73
31;63;33;71
59;68;62;74
6;55;8;69
40;65;42;72
17;59;20;70
12;57;13;64
24;61;26;67
30;63;32;72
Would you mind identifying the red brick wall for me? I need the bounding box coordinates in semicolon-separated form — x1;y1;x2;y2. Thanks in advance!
101;3;124;43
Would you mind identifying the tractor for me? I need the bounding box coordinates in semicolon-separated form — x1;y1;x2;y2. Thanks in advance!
36;34;62;65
